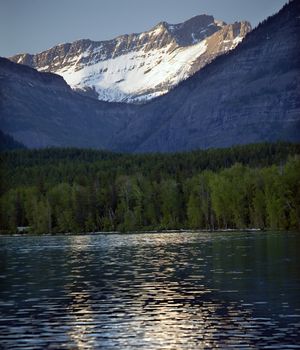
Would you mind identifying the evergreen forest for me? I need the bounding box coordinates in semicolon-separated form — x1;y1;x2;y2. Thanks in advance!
1;142;299;234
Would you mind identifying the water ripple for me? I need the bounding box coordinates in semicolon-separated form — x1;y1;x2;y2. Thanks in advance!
0;231;300;349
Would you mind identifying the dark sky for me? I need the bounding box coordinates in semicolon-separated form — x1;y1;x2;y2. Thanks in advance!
1;0;288;57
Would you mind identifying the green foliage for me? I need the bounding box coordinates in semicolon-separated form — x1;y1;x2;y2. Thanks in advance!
186;173;212;229
0;143;299;233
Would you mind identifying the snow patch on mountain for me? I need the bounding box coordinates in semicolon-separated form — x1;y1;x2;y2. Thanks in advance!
56;40;208;103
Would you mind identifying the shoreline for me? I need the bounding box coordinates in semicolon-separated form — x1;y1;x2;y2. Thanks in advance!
1;228;267;237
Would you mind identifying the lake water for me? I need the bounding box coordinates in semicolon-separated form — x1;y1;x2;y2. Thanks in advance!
0;231;300;349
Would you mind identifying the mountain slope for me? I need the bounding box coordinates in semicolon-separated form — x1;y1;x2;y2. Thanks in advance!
113;0;300;152
0;130;26;151
1;1;299;152
0;57;136;148
10;16;251;103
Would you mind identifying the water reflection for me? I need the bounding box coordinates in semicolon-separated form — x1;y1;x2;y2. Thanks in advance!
0;232;300;349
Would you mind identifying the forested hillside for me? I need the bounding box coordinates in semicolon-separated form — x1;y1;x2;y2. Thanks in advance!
1;143;299;233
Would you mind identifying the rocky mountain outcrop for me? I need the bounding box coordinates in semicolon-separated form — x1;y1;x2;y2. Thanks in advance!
10;15;251;103
1;1;299;152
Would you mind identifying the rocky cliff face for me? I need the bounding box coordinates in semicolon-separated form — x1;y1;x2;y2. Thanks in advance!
9;15;251;103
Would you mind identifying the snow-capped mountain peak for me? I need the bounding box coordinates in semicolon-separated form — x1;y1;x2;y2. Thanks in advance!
10;15;251;103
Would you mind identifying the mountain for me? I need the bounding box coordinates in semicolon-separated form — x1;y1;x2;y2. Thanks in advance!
9;15;251;103
1;1;299;152
0;130;26;151
0;57;135;148
113;0;300;152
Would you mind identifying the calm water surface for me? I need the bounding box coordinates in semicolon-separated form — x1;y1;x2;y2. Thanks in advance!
0;231;300;349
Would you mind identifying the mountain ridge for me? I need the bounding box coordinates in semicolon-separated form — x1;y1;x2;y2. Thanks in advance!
9;15;251;103
120;0;300;152
1;1;299;152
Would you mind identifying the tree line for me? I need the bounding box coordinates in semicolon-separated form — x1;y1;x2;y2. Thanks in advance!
0;143;299;233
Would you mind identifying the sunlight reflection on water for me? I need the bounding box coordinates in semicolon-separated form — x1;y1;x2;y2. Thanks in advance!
0;231;300;349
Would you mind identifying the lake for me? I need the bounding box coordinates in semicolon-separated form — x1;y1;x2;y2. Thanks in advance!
0;231;300;349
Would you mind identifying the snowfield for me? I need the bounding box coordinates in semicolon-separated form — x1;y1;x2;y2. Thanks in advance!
55;40;208;103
